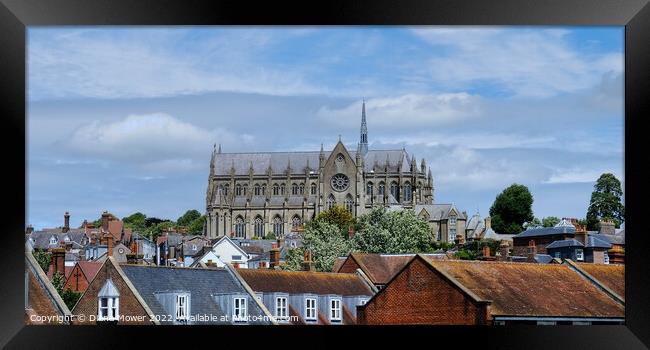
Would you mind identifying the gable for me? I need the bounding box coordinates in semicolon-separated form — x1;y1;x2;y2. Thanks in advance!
212;236;249;259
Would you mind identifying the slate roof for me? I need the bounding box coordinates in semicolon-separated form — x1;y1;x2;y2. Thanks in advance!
585;236;613;249
546;239;584;249
534;254;554;264
415;204;467;221
236;269;374;296
573;263;625;299
28;230;88;250
120;265;271;324
424;258;624;318
590;232;625;245
513;226;576;239
212;148;413;176
336;252;448;285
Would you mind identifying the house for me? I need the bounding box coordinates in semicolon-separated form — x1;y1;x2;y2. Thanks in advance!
357;255;624;325
189;250;227;268
125;232;157;263
179;236;211;265
333;252;448;289
545;239;586;262
414;204;467;243
25;248;73;325
63;261;102;293
209;235;251;268
155;232;187;266
512;218;577;256
233;268;375;325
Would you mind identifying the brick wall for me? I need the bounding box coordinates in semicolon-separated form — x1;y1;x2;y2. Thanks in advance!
358;257;487;325
25;270;62;325
336;258;360;274
513;234;572;256
63;265;89;293
72;260;152;325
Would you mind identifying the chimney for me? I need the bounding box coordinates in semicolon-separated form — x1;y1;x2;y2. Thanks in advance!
269;243;280;269
482;245;490;258
599;220;615;235
101;211;110;232
498;241;509;262
103;233;114;257
574;224;587;245
348;227;355;239
302;250;314;271
63;212;70;233
485;216;491;230
277;237;285;249
25;225;34;235
527;240;537;263
260;261;267;269
50;247;66;277
232;262;240;268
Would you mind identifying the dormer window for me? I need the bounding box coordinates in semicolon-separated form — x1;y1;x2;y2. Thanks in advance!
305;298;317;321
175;294;189;322
275;296;288;321
64;235;70;242
98;279;120;321
576;249;584;261
233;297;248;322
50;236;57;245
330;298;341;322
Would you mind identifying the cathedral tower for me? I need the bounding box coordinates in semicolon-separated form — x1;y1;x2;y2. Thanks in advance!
359;100;368;157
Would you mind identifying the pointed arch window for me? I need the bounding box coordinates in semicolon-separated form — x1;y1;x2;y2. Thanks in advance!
326;194;336;210
273;216;283;236
344;194;354;214
273;184;280;196
310;183;317;195
291;183;299;195
242;184;248;196
378;182;385;196
404;182;412;202
235;184;243;196
390;181;399;201
254;184;262;196
291;216;302;231
366;182;374;196
299;183;305;195
254;216;264;237
223;184;229;196
261;184;266;196
280;184;286;195
234;216;245;238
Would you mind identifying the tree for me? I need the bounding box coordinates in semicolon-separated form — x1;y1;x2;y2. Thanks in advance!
489;184;534;235
52;271;65;294
281;247;305;271
354;207;433;254
314;205;356;232
61;288;82;310
294;220;353;272
33;251;52;273
586;173;625;229
177;210;202;227
542;216;560;228
523;217;542;229
123;212;147;233
144;217;165;228
188;216;205;235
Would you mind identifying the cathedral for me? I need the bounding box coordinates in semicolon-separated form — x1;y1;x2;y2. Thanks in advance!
205;102;434;239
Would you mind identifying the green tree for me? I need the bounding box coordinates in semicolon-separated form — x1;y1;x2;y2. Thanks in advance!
52;271;65;294
177;210;202;227
523;217;542;229
123;212;147;233
586;173;625;230
282;247;305;271
61;288;82;310
489;184;534;235
354;207;433;253
188;215;205;235
145;220;176;242
298;220;353;272
33;251;52;273
315;205;356;232
542;216;560;228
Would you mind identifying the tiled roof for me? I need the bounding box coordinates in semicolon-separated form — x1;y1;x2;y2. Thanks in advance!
546;239;584;249
414;204;467;221
77;261;102;283
336;253;448;285
585;236;613;249
513;226;576;239
236;269;373;296
425;258;624;318
574;263;625;299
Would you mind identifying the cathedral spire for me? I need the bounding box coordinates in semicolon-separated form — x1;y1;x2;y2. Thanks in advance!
217;143;222;154
358;99;368;157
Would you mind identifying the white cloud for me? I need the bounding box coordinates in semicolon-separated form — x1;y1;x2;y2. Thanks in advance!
317;93;483;129
411;27;623;98
544;168;623;184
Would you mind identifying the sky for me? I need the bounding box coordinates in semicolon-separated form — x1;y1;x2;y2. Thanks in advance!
27;26;624;230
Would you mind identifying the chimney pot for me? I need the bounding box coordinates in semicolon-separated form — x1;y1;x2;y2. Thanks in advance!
527;240;537;263
63;212;70;233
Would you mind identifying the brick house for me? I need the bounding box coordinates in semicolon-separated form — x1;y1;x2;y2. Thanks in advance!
512;219;577;256
72;257;157;325
358;255;624;325
63;261;102;293
25;249;72;325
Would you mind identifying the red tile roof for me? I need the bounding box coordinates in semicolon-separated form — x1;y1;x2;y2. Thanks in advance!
77;261;102;283
340;253;448;285
237;269;373;296
424;258;624;318
574;263;625;299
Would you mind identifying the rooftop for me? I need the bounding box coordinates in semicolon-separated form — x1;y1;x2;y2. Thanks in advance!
236;268;374;296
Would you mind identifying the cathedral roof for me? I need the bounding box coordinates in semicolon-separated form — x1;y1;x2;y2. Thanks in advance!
211;149;416;176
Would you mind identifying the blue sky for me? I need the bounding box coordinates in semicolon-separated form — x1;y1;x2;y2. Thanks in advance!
27;26;624;230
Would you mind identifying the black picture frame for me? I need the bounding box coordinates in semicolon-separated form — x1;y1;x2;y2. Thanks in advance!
1;0;648;348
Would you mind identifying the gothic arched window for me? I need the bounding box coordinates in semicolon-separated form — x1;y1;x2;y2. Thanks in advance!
344;194;354;214
242;184;248;196
390;181;399;201
366;182;374;196
254;184;262;196
291;183;299;195
254;216;264;237
273;184;280;196
223;184;229;196
234;216;245;238
404;182;412;202
378;182;385;196
291;216;302;231
299;183;305;195
280;184;286;195
273;216;283;236
310;183;317;195
235;184;242;196
326;194;336;210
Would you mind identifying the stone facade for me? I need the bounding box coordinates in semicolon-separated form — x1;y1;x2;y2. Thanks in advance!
205;102;434;239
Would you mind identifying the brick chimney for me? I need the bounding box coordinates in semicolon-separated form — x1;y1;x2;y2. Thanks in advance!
526;240;537;263
101;211;110;232
302;250;314;271
599;220;615;235
103;232;114;257
63;211;70;233
50;247;66;277
498;241;509;262
269;243;280;269
348;227;355;239
260;261;267;269
574;223;587;245
482;245;490;258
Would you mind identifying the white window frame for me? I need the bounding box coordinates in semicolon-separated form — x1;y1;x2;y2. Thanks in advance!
330;298;341;322
603;251;610;264
305;298;317;321
275;296;288;321
233;297;248;322
175;294;189;322
359;298;369;306
98;297;119;321
576;249;584;261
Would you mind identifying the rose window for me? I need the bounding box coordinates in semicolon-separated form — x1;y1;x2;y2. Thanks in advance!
330;173;350;191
